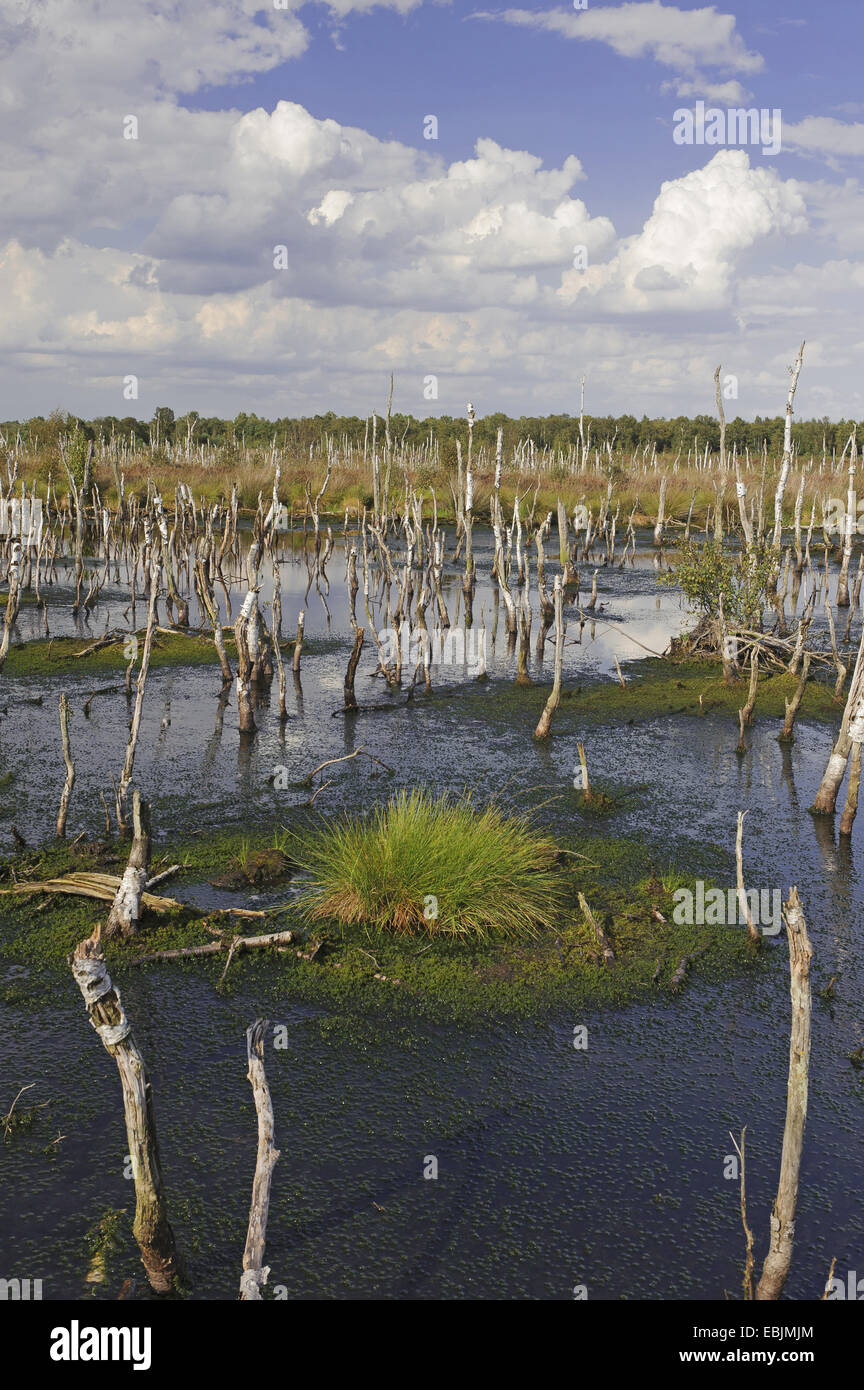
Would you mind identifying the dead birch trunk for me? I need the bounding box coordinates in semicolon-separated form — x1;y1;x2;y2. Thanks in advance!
772;343;805;552
292;610;304;673
741;646;759;725
811;617;864;814
343;626;364;711
779;653;810;744
56;692;75;837
71;924;182;1292
195;556;232;686
653;474;667;547
557;498;572;580
714;365;727;543
839;741;862;838
240;1019;280;1301
754;887;813;1300
104;789;151;939
0;540;22;671
735;811;761;945
234;589;257;735
534;575;564;739
117;553;159;830
835;433;857;607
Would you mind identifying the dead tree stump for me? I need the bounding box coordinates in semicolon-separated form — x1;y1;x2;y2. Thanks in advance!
71;924;182;1293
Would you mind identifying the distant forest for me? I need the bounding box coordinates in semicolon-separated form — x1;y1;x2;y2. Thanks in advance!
3;406;861;460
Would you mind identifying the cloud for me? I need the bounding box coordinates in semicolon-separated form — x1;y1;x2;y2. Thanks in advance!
558;150;806;312
783;117;864;162
472;3;764;76
0;0;860;423
663;78;752;104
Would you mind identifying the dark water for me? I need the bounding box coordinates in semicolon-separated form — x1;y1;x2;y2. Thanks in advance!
1;528;862;1299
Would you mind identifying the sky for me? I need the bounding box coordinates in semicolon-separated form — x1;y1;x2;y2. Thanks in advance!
2;0;864;423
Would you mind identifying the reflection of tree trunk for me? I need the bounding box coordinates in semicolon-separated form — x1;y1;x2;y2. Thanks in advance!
71;924;182;1293
755;888;812;1301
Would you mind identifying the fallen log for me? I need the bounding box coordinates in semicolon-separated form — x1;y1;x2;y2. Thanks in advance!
129;927;295;966
0;871;181;913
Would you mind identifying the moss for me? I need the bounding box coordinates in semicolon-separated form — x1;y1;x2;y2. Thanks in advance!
561;658;842;726
2;630;230;678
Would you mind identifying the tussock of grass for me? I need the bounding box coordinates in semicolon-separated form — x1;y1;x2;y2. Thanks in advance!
292;790;568;940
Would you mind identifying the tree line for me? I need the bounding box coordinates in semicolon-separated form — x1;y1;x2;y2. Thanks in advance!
3;406;860;460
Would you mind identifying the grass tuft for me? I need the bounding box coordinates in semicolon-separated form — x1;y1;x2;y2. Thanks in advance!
291;790;568;940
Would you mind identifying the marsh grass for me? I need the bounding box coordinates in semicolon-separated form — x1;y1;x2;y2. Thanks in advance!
291;789;568;940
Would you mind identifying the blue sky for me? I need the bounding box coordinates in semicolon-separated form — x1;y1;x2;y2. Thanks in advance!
2;0;864;422
186;0;848;230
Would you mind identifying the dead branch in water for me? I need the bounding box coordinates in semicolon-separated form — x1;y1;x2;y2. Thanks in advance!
128;927;295;966
300;746;394;786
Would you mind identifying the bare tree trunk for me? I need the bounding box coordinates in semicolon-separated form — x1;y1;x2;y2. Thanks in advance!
195;556;232;686
292;610;304;673
0;540;22;671
839;741;862;838
772;342;805;552
534;576;564;739
811;619;864;814
343;626;364;711
735;810;761;945
117;553;159;830
836;433;857;607
653;474;667;547
234;589;257;736
779;653;810;744
714;365;727;543
240;1019;280;1301
71;924;182;1292
755;887;813;1300
56;692;75;837
104;789;151;939
741;645;759;725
